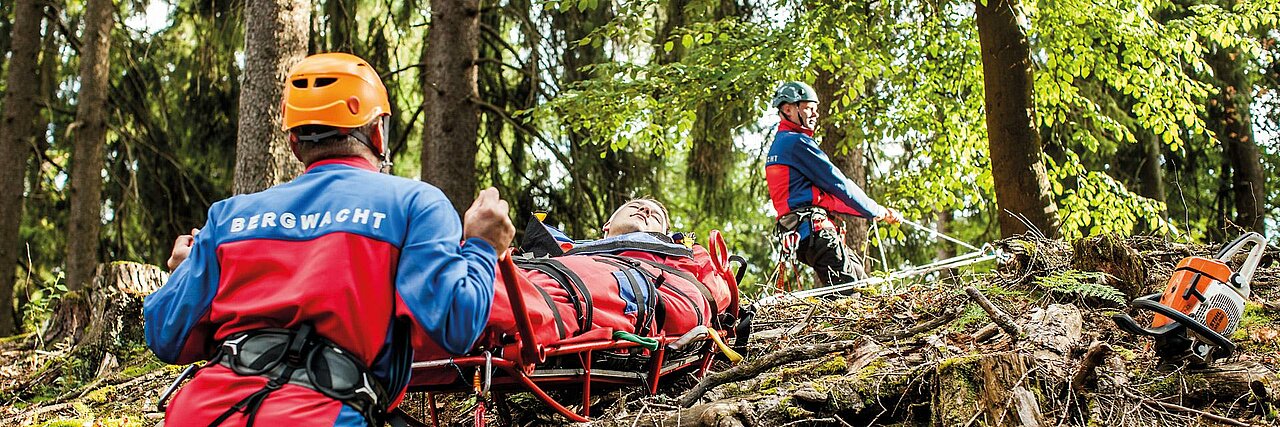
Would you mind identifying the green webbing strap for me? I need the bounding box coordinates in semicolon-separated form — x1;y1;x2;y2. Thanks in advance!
612;331;660;351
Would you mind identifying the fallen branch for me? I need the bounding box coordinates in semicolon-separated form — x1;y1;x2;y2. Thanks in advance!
972;323;1000;342
1122;388;1250;427
1070;341;1112;393
678;338;869;407
885;308;960;339
964;286;1023;340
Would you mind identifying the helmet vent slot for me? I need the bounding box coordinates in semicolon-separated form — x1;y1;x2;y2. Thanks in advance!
291;79;308;88
314;77;338;87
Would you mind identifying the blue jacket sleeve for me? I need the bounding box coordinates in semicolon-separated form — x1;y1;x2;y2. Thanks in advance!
396;196;497;355
789;138;886;219
144;215;220;364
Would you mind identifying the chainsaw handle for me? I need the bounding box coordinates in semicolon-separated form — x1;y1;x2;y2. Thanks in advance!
1215;232;1267;297
1129;294;1236;359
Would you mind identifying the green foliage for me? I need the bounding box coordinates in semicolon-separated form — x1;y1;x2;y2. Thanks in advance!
1032;270;1127;304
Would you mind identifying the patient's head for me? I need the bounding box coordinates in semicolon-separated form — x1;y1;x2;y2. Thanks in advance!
603;198;669;238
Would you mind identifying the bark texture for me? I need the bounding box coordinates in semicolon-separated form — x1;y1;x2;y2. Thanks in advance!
975;0;1061;239
0;0;45;336
233;0;310;195
50;0;115;347
422;0;482;214
1207;45;1266;233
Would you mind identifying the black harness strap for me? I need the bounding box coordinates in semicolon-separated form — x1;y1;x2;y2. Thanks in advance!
594;258;658;336
516;258;593;335
598;256;703;326
207;324;390;426
532;278;569;339
209;324;314;427
601;255;721;329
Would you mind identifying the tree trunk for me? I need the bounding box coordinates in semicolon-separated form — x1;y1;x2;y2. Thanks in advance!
1207;45;1265;233
814;69;871;256
233;0;310;195
0;1;12;75
975;0;1061;239
1137;131;1165;206
46;0;114;347
0;0;45;337
324;0;355;52
422;0;482;215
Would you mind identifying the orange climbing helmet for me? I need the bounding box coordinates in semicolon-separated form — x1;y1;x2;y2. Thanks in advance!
281;53;391;152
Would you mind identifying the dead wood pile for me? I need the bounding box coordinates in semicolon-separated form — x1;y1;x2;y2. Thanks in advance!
572;235;1280;427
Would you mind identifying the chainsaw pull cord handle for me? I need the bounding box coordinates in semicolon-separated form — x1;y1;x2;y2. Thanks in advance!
1214;232;1267;298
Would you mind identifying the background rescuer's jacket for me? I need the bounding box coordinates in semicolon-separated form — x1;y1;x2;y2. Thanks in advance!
766;120;886;220
143;157;497;426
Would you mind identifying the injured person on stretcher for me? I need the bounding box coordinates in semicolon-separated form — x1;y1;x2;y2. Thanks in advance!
409;198;742;387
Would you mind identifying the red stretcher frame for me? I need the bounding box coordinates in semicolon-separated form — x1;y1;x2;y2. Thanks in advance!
407;232;743;425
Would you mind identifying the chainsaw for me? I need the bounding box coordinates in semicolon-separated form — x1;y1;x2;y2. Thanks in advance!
1113;232;1268;365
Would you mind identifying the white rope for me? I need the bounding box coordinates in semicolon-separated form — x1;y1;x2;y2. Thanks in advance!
899;218;980;252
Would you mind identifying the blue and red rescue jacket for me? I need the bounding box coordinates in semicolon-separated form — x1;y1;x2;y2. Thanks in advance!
143;157;496;426
765;120;886;221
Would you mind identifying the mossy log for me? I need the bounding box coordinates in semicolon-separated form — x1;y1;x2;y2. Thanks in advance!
1139;361;1279;407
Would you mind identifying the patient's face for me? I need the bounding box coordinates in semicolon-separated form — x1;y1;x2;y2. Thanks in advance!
603;200;668;237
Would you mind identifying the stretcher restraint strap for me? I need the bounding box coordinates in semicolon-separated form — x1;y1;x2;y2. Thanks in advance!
605;255;721;329
599;256;703;326
516;258;594;335
592;258;658;337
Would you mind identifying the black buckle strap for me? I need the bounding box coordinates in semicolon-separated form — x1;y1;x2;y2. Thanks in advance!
209;325;389;426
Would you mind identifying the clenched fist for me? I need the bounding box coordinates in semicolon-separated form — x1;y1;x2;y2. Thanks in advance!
167;228;200;271
463;187;515;254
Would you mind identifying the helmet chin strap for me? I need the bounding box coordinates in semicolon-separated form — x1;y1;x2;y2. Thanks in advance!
783;106;814;130
350;123;394;173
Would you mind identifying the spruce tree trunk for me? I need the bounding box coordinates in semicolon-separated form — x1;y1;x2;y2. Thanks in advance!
0;1;12;75
1207;45;1265;233
975;0;1061;239
324;0;355;52
47;0;114;347
1137;130;1167;222
0;0;45;337
234;0;309;195
815;70;871;256
422;0;481;215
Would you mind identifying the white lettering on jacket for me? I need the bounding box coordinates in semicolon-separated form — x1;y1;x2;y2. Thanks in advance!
228;208;388;233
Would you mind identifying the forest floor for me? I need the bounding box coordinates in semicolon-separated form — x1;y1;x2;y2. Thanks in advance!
0;235;1277;426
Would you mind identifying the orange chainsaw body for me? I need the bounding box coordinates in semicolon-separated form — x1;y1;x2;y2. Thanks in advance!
1151;257;1232;331
1113;232;1267;365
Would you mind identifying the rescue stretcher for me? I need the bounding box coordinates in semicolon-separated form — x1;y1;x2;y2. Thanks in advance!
403;231;748;425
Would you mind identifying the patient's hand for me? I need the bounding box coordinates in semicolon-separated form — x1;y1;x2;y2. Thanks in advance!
463;187;515;254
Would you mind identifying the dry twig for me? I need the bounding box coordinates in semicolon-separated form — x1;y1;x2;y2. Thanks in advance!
964;286;1024;339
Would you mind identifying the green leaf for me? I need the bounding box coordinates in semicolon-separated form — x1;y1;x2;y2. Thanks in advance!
663;41;674;52
681;34;694;49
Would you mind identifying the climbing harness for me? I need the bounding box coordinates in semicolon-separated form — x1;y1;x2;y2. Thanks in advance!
769;207;833;292
205;324;393;426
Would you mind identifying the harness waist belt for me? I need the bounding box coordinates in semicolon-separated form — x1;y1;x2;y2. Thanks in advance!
216;328;389;424
777;206;829;231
